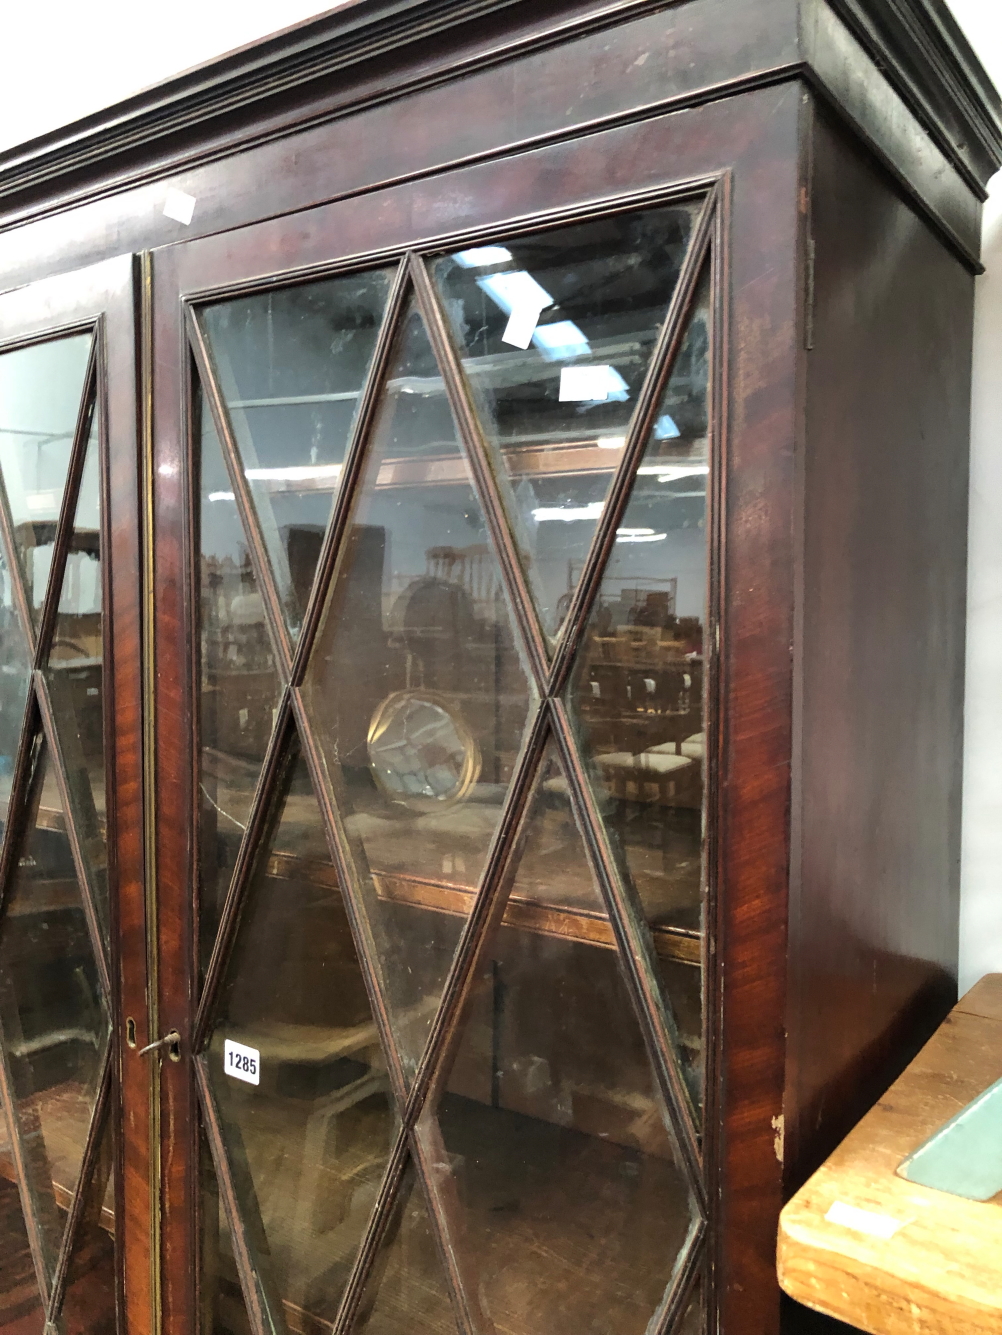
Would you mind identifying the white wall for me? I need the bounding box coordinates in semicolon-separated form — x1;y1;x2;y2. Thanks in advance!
1;0;1000;989
0;2;343;155
943;4;1002;991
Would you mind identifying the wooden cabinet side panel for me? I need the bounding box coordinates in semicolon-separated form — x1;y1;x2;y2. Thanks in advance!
787;106;973;1198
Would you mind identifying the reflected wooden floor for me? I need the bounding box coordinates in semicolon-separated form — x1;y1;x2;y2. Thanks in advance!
0;1177;43;1335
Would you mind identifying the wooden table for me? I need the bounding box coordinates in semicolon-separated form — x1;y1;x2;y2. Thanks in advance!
778;974;1002;1333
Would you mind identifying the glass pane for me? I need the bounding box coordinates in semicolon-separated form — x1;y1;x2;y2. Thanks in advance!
0;546;31;815
57;1116;116;1335
200;267;395;639
204;743;396;1335
45;414;108;941
0;335;92;621
302;300;535;1080
198;384;282;978
200;1133;253;1335
425;739;696;1335
432;203;700;639
0;739;110;1280
0;1154;44;1335
567;270;711;1113
351;1165;457;1335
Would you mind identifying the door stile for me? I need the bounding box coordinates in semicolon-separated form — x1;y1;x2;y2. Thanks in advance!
116;250;156;1335
700;183;730;1335
150;245;201;1335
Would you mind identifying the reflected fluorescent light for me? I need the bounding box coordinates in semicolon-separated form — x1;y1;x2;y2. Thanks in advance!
558;363;628;400
616;531;667;543
454;246;513;268
477;271;551;317
244;464;342;483
636;464;709;482
26;492;57;512
208;491;235;503
533;320;591;360
532;502;604;523
597;436;626;450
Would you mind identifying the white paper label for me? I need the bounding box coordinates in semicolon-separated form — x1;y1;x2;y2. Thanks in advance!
163;188;197;226
824;1201;904;1239
224;1038;260;1086
559;365;612;402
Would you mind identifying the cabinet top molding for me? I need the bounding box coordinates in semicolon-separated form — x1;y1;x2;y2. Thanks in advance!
0;0;998;227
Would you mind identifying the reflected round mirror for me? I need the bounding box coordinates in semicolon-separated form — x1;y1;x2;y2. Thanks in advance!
367;690;480;810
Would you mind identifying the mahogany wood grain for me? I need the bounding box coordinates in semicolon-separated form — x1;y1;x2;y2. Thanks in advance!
786;107;973;1197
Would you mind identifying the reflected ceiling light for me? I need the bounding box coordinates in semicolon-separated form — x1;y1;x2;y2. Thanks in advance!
208;491;236;503
534;321;591;360
477;270;552;317
531;501;604;522
244;464;342;482
597;436;626;449
25;491;57;512
616;531;667;543
636;464;710;482
454;245;514;268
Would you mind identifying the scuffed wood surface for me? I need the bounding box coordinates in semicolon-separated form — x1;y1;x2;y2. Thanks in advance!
778;974;1002;1333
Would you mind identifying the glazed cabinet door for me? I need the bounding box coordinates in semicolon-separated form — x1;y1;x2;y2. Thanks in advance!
150;85;802;1335
0;256;149;1334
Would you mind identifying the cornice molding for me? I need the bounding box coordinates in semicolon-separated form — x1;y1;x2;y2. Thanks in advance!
0;0;998;222
827;0;1002;190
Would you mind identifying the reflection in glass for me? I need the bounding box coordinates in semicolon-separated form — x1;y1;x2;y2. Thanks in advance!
0;546;30;817
0;335;92;619
198;385;282;977
0;1130;44;1335
204;745;396;1334
58;1116;116;1335
0;740;110;1280
46;414;108;940
568;270;711;1113
679;1275;703;1335
367;691;480;809
351;1165;456;1335
303;300;535;1080
433;204;699;638
200;1133;253;1335
200;268;395;639
424;740;695;1335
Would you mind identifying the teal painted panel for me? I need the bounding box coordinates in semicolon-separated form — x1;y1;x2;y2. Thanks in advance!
899;1076;1002;1201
